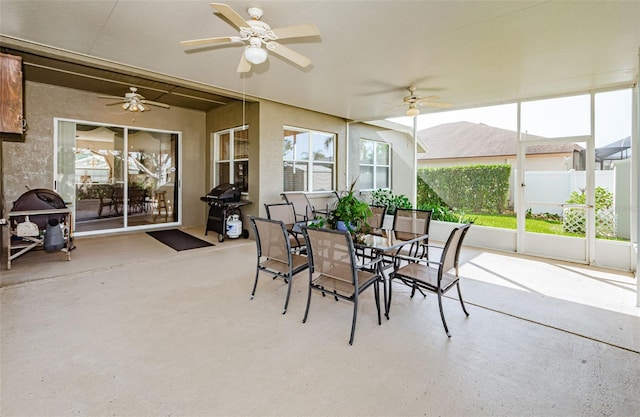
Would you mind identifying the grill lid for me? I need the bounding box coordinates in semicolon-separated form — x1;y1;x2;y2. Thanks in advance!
11;188;67;229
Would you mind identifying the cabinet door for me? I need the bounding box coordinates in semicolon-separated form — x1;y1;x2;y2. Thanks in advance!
0;53;25;135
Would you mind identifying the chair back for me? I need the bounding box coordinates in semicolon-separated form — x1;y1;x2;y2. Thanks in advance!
303;227;357;287
249;217;291;265
392;208;432;234
366;205;387;229
265;202;297;225
283;192;315;221
439;223;472;275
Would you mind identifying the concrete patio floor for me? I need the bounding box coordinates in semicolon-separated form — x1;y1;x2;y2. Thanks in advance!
1;227;638;416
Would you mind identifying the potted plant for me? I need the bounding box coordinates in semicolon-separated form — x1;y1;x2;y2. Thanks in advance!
370;188;412;215
329;180;372;234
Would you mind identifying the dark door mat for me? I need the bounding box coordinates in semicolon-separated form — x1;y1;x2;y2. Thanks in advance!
146;229;214;251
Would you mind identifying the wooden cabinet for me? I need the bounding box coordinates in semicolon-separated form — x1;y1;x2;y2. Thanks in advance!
0;52;26;137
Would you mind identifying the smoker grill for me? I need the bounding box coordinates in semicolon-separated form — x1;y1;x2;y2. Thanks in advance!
10;188;67;229
200;183;251;242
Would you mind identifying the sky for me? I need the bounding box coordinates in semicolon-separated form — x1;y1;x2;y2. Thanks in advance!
389;88;633;147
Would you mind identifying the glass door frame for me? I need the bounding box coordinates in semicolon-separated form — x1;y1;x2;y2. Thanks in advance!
54;118;182;236
516;132;595;264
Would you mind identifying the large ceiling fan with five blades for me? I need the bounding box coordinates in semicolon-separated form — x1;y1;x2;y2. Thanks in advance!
181;3;320;73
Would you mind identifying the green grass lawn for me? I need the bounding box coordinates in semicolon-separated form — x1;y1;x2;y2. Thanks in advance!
470;213;580;236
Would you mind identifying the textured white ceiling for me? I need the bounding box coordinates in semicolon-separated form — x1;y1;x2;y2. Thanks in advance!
1;0;639;121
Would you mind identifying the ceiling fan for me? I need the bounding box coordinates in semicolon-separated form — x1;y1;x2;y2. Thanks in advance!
99;87;170;112
403;86;452;116
181;3;320;73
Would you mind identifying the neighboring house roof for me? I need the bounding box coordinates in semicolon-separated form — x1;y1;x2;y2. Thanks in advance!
417;121;581;160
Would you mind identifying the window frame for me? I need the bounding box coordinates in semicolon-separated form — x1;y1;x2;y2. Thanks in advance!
213;125;249;194
283;125;336;192
359;139;391;191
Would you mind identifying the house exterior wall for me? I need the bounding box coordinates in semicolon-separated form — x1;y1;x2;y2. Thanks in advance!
348;123;415;203
2;81;207;227
205;100;260;222
2;81;417;243
258;101;347;218
417;153;572;170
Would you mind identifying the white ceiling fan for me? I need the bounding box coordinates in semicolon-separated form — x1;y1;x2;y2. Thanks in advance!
99;87;170;112
403;86;452;117
181;3;320;73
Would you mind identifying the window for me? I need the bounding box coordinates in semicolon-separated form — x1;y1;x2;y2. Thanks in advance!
283;127;335;192
214;126;249;193
359;139;390;190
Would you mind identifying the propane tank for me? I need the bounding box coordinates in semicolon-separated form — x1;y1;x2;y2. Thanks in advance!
226;214;242;238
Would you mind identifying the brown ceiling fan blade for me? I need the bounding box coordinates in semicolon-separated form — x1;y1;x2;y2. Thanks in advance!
268;42;311;68
237;53;251;73
272;24;320;40
181;36;240;47
105;101;125;106
141;100;170;109
210;3;249;29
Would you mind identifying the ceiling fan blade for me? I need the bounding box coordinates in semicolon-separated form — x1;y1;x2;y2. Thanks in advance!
141;100;170;109
181;36;241;47
210;3;249;29
416;95;441;103
419;101;453;108
237;53;251;73
272;24;320;40
105;101;125;106
98;95;125;100
267;42;311;68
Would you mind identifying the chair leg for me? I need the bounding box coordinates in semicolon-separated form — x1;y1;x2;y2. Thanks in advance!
302;284;313;323
381;272;389;320
437;291;451;337
456;283;470;316
410;283;416;298
250;268;260;299
349;298;358;345
387;276;394;317
373;281;381;325
282;273;293;315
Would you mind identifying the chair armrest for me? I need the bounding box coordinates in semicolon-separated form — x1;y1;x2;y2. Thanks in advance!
392;254;442;268
357;257;382;271
421;243;444;250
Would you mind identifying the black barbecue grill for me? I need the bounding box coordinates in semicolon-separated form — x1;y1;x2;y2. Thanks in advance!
10;188;68;229
200;183;251;242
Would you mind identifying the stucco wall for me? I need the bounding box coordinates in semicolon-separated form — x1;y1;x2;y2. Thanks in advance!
2;81;207;228
258;101;348;218
348;123;415;203
3;81;417;238
205;100;260;221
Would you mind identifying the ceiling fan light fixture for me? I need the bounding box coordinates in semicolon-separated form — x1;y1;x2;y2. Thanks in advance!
244;44;268;65
406;105;420;117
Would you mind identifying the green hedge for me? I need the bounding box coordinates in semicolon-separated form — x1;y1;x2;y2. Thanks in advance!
417;164;511;213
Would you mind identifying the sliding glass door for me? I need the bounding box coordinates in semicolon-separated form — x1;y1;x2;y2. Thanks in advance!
55;119;180;235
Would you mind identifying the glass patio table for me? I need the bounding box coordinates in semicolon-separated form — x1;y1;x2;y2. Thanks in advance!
354;228;429;319
293;222;428;319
